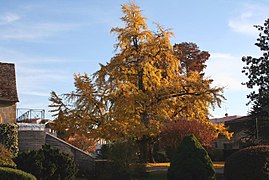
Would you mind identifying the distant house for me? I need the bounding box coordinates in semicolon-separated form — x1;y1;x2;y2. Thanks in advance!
210;115;256;159
210;115;243;150
0;62;19;123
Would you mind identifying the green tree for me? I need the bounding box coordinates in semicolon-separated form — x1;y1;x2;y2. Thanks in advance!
242;18;269;144
50;2;226;162
167;134;216;180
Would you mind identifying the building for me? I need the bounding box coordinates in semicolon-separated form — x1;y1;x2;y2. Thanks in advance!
0;62;19;123
210;115;243;149
210;115;256;160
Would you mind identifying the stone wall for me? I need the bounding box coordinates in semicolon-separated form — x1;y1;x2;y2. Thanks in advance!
18;124;95;174
18;123;46;151
18;130;46;151
0;103;16;123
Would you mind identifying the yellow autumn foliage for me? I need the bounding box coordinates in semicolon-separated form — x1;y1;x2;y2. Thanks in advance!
50;2;232;142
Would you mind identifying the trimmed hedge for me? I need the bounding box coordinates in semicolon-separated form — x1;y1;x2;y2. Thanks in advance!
15;145;78;180
0;144;16;168
224;145;269;180
0;123;18;157
0;167;36;180
167;134;216;180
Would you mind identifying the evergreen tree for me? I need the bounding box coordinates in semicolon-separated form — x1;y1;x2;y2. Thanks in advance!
242;18;269;144
167;134;216;180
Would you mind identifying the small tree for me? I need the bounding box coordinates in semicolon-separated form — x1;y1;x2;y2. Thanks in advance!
160;120;228;160
167;134;216;180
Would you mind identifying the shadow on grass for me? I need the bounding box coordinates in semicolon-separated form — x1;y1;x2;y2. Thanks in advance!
141;171;167;180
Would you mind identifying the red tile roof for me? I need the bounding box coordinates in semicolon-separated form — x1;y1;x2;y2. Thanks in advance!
0;62;19;102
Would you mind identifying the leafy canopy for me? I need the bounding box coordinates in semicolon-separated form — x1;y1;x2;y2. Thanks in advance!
50;2;227;141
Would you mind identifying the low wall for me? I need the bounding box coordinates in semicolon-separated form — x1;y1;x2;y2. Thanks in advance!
18;131;46;151
18;123;46;151
18;123;95;175
45;133;95;173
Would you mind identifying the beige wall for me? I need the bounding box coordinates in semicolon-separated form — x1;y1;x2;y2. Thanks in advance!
0;103;16;123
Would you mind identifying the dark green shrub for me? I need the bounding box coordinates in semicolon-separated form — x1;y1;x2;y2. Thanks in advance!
208;148;224;161
0;167;36;180
224;145;269;180
100;144;110;159
96;140;146;180
167;134;216;180
95;160;130;180
153;151;168;163
0;123;18;157
0;144;16;168
15;145;78;180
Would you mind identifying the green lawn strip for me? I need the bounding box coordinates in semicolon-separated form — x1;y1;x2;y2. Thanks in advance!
144;162;224;179
145;162;224;169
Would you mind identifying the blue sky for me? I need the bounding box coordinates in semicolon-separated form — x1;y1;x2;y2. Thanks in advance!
0;0;268;119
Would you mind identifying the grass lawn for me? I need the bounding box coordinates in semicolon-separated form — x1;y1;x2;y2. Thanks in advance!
146;162;224;169
143;162;224;180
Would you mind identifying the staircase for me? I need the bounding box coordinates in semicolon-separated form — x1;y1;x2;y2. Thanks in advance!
16;111;30;122
16;108;45;122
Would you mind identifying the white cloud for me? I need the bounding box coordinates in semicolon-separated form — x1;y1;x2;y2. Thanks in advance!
0;11;82;41
0;47;71;98
205;53;248;91
0;22;81;41
210;53;235;60
228;3;269;36
20;91;49;97
228;21;256;36
0;13;20;24
205;52;253;117
16;66;68;97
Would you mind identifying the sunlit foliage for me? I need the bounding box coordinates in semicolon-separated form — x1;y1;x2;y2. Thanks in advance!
66;133;97;153
50;2;231;162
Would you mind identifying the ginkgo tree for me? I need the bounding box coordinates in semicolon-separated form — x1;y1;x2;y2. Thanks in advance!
50;2;231;162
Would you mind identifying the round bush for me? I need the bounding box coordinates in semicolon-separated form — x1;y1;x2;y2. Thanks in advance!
167;134;216;180
0;144;16;168
0;167;36;180
15;145;78;180
224;145;269;180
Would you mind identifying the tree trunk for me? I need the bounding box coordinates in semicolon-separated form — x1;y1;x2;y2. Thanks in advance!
138;136;155;163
